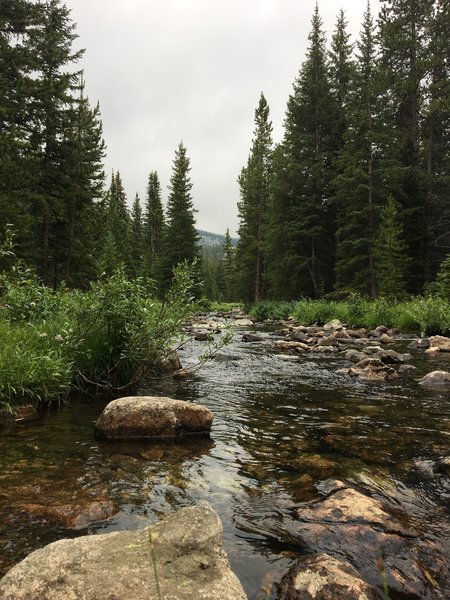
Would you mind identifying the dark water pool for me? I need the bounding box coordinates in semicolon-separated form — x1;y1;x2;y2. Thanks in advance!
1;325;450;598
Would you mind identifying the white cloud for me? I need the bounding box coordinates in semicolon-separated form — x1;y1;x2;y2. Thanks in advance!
68;0;380;235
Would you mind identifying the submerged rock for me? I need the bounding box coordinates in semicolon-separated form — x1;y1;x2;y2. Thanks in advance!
0;504;247;600
290;481;450;599
277;553;378;600
242;333;264;342
418;370;450;387
433;457;450;476
94;396;214;441
17;499;118;530
337;357;398;382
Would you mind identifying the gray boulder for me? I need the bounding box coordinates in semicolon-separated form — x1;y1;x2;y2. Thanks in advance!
428;336;450;352
94;396;214;441
418;371;450;388
0;504;247;600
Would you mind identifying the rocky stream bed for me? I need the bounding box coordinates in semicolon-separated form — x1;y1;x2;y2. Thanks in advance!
1;313;450;598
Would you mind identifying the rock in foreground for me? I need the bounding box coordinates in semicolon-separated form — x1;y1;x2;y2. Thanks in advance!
289;481;450;599
95;396;214;441
0;504;247;600
277;553;378;600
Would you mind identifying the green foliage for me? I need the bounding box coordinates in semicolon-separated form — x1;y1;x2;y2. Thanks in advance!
435;255;450;299
0;260;198;408
248;301;294;322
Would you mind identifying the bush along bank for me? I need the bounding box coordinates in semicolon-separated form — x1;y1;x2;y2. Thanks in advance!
247;296;450;336
0;262;198;412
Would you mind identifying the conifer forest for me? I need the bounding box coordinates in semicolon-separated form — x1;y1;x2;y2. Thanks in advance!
1;0;449;303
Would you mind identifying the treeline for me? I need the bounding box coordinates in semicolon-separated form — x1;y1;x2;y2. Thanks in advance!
0;0;199;294
1;1;449;303
232;1;449;302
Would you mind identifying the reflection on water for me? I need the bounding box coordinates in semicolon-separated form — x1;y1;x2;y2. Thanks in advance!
1;326;450;598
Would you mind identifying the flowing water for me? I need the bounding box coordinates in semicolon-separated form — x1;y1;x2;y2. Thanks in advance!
1;322;450;598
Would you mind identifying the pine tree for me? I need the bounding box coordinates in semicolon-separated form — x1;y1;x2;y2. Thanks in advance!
377;0;433;292
268;6;335;298
235;92;273;302
334;2;381;297
104;171;131;268
374;195;410;296
159;142;199;292
435;254;450;299
221;228;235;301
27;0;84;286
129;193;144;278
61;74;106;285
423;0;450;281
143;170;164;276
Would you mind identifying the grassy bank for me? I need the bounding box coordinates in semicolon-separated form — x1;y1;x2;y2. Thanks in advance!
247;296;450;336
0;264;197;411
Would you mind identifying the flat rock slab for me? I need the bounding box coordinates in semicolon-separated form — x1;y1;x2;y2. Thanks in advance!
292;482;450;599
0;504;247;600
94;396;214;441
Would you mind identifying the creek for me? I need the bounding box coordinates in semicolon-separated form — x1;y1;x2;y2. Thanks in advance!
1;320;450;598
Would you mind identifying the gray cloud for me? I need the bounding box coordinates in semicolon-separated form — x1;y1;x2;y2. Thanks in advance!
68;0;380;235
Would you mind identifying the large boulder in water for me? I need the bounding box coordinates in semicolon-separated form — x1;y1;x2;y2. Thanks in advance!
0;504;247;600
277;553;378;600
94;396;214;441
418;370;450;387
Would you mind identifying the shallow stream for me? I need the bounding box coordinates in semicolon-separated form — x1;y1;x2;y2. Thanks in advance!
1;322;450;598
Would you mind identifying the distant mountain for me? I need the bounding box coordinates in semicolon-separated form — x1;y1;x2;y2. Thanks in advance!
197;229;238;248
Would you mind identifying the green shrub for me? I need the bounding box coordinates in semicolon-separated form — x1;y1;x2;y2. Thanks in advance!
248;300;294;321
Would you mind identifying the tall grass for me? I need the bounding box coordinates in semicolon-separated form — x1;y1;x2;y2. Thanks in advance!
248;295;450;336
0;263;198;410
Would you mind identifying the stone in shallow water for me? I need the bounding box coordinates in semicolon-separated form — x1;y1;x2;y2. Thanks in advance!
94;396;214;441
277;553;378;600
0;504;247;600
418;370;450;387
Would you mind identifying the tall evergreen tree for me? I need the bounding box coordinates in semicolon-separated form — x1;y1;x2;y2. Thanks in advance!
130;193;144;278
268;6;335;298
374;195;410;296
235;92;273;302
159;142;199;292
423;0;450;280
221;228;235;301
143;170;164;275
104;171;131;268
377;0;433;292
334;2;382;297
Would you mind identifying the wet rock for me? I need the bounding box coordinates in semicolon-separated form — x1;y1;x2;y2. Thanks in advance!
94;396;214;441
425;346;441;355
375;325;389;334
323;319;345;332
408;338;430;349
346;328;367;339
374;349;412;364
428;336;450;352
242;333;264;342
311;346;339;354
155;350;182;372
387;327;400;336
18;499;118;530
418;370;450;387
362;345;382;356
0;504;247;600
337;358;398;382
345;349;365;363
277;553;378;600
380;333;395;344
317;336;339;347
291;482;450;599
398;364;417;375
433;457;450;476
234;318;254;327
275;340;309;352
195;332;210;341
288;330;312;343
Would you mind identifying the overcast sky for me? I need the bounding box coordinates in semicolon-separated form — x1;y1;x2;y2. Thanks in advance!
67;0;381;236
